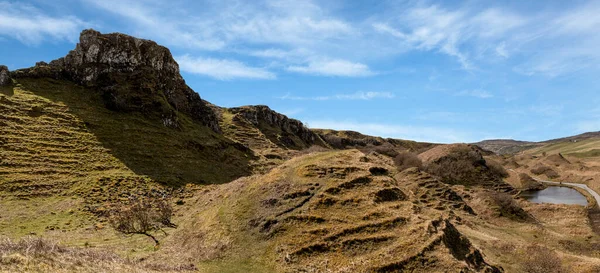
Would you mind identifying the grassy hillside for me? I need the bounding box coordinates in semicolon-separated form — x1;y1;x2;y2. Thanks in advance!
0;77;255;252
145;149;600;272
529;138;600;158
2;77;255;189
313;128;435;152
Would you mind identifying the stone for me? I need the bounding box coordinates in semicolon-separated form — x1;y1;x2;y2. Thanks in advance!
229;105;316;145
12;29;220;132
0;65;11;86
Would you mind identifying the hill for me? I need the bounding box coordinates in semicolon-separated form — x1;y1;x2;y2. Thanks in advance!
475;131;600;156
3;29;600;272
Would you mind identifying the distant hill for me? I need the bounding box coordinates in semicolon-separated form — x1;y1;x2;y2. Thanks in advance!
474;131;600;155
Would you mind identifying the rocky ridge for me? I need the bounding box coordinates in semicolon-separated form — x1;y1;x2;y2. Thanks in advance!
228;105;317;148
11;29;219;132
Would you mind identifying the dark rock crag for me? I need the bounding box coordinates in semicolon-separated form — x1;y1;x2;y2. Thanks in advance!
0;65;10;86
229;105;317;148
12;29;219;132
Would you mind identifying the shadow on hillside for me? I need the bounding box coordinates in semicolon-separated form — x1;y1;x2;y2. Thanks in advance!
17;77;256;187
0;84;14;96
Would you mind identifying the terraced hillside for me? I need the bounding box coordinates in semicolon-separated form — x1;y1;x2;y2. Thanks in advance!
149;149;600;273
4;29;600;273
156;150;501;272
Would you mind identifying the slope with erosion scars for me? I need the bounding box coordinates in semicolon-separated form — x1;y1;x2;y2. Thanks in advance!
160;150;500;273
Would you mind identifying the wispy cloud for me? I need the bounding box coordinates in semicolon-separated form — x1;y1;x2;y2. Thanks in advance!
85;0;224;50
372;6;526;70
455;89;493;99
278;91;394;101
176;55;275;80
306;120;476;143
0;2;85;44
287;59;374;77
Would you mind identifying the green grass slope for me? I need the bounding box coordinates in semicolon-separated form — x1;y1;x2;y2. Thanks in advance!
2;78;255;190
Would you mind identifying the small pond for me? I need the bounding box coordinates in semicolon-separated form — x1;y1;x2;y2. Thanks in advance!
520;186;588;206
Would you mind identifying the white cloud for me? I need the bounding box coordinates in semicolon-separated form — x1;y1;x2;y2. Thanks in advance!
279;91;393;101
85;0;224;50
287;59;374;77
455;89;493;99
495;42;508;58
176;55;275;80
373;5;525;70
0;2;85;44
306;120;475;143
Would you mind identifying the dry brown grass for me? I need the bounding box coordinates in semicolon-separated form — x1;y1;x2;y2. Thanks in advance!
521;244;565;273
0;237;128;272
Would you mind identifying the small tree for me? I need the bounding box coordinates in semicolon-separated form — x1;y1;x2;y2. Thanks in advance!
109;198;176;247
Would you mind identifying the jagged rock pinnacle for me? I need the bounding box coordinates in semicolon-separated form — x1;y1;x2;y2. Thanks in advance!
0;65;10;86
13;29;220;132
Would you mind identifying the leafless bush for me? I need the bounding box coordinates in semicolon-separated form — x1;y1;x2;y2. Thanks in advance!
530;164;560;179
0;237;123;266
300;145;329;154
489;192;530;221
394;151;422;171
109;198;176;247
486;159;509;178
321;134;344;149
0;237;64;257
425;146;508;186
521;244;565;273
358;143;399;158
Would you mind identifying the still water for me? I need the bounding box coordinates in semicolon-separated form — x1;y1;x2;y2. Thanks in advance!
520;186;588;206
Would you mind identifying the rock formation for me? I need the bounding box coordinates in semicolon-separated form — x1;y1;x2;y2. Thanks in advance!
12;29;219;132
229;105;317;147
0;65;10;86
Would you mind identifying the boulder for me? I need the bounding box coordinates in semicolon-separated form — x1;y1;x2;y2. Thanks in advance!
0;65;10;86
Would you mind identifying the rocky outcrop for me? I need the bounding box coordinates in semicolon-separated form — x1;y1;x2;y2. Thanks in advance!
12;29;219;132
0;65;10;86
229;105;317;148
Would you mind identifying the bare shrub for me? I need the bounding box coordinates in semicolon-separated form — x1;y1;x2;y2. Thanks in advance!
321;134;344;149
300;145;329;155
109;198;176;247
530;164;560;179
359;143;399;158
394;151;422;171
425;146;508;186
486;159;509;178
521;244;565;273
0;237;64;257
0;237;125;269
489;192;530;221
425;146;484;185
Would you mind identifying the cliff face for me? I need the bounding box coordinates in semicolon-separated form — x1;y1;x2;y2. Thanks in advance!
227;105;318;149
12;29;219;132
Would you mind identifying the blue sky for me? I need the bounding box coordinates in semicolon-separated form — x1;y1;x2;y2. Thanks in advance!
1;0;599;143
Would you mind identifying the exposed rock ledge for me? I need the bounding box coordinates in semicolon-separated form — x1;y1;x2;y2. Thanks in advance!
229;105;317;146
12;29;219;132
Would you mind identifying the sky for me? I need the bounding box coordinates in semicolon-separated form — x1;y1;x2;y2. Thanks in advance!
1;0;599;143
